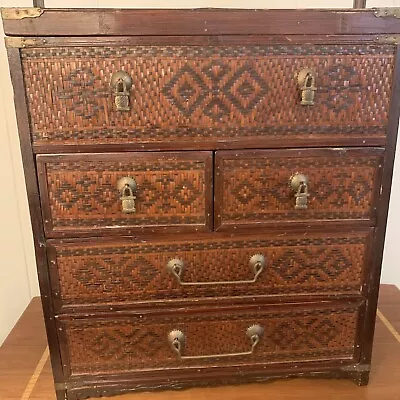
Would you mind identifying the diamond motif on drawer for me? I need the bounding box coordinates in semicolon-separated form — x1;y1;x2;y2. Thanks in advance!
202;59;230;83
58;67;109;118
92;328;164;360
319;65;363;111
273;248;351;283
162;64;208;116
223;65;268;114
74;256;158;290
163;61;268;120
231;183;257;205
270;319;337;349
203;98;230;121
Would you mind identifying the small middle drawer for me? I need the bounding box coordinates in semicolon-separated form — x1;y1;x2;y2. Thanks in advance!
215;147;384;230
37;151;213;237
48;230;371;312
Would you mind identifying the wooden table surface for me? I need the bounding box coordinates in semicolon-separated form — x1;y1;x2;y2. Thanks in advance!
1;284;399;400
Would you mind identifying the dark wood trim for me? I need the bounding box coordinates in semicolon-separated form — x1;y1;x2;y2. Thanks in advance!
32;136;387;155
5;34;397;47
3;9;400;37
45;226;374;246
359;45;400;366
66;363;369;397
5;48;65;386
55;297;364;321
55;293;365;316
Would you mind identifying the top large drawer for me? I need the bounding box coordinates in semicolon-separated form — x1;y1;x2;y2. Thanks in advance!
22;43;395;150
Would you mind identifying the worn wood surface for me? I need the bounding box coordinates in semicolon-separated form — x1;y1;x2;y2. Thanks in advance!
0;284;398;400
4;9;400;37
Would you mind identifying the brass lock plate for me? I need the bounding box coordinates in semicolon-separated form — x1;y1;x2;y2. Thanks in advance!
110;71;133;91
290;173;309;191
117;177;137;192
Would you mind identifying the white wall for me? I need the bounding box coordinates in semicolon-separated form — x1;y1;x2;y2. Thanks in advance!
0;0;399;345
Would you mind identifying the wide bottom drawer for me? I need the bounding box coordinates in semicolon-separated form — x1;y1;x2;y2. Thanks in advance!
58;301;362;376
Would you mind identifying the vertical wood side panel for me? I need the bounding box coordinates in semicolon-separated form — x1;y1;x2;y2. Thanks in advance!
6;47;65;386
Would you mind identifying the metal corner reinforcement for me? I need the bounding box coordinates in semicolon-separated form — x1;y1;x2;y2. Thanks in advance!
5;37;46;48
1;8;44;20
373;8;400;19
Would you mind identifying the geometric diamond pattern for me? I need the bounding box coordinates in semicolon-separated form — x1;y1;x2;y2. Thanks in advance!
45;158;207;229
23;45;394;146
220;154;381;223
58;67;109;119
319;65;364;112
273;248;352;283
162;64;209;117
65;307;358;374
55;235;367;306
163;60;268;121
92;328;164;360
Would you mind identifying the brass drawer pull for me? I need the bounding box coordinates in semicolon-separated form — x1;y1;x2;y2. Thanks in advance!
168;324;264;360
297;68;316;106
111;71;133;111
117;177;137;213
290;172;309;210
166;254;265;286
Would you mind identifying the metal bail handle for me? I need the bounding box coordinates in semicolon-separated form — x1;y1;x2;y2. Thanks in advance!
166;254;266;286
168;324;264;360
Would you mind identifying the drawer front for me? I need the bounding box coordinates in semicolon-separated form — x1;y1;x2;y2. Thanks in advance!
59;302;360;375
48;230;371;310
23;44;394;149
215;148;383;229
37;152;212;236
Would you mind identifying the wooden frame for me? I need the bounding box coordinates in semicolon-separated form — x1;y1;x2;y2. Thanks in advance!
4;8;400;400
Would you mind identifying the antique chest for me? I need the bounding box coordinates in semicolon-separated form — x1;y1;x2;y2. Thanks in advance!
3;2;400;399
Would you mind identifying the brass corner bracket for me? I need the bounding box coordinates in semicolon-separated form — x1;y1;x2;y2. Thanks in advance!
375;35;400;45
5;37;46;48
373;8;400;19
1;7;44;20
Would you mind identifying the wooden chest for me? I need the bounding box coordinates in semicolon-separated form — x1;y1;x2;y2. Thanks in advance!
3;5;400;400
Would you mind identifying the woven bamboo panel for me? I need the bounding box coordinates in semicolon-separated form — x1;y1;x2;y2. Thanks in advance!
62;305;359;374
217;150;382;225
51;232;369;307
38;153;209;232
21;44;394;146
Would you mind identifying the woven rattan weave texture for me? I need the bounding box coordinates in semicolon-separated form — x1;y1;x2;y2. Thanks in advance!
49;232;369;308
22;44;393;147
62;305;359;374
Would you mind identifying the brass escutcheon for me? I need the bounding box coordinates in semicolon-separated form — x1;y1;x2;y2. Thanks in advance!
290;173;310;210
297;68;317;106
117;177;137;213
111;71;133;111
